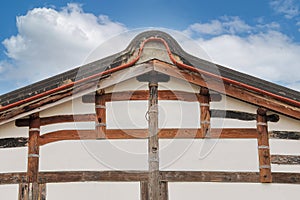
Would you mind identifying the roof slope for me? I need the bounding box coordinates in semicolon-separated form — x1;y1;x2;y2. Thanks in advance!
0;30;299;117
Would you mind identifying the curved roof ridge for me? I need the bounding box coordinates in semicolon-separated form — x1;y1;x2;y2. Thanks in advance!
0;30;299;109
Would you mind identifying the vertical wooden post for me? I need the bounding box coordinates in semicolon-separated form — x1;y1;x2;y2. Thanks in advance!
199;87;210;137
27;113;41;200
148;81;160;200
140;181;149;200
95;90;106;139
38;184;46;200
257;108;272;183
160;182;169;200
19;183;28;200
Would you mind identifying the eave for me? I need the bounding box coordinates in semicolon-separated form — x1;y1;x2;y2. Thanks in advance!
0;30;299;125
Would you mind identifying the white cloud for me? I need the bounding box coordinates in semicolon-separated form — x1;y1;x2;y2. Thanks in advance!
1;3;126;84
1;4;299;94
270;0;300;19
185;16;252;36
193;31;300;91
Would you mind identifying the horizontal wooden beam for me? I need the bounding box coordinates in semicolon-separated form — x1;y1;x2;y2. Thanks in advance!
2;171;300;184
82;90;222;103
16;114;96;127
0;172;27;184
210;110;256;121
0;137;28;148
161;171;300;184
38;171;148;183
38;128;258;146
16;110;277;128
210;110;279;122
269;131;300;140
3;129;300;149
271;155;300;165
161;171;260;182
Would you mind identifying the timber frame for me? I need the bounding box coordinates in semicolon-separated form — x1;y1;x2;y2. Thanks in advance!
0;30;300;199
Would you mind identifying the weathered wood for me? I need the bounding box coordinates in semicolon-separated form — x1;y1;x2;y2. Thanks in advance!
38;171;149;183
2;171;300;184
0;63;154;126
140;181;149;200
211;110;256;121
160;182;168;200
38;128;258;146
95;91;106;138
38;184;46;200
16;114;96;127
161;171;260;182
153;60;300;119
148;82;160;200
0;137;28;148
82;90;222;103
19;183;29;200
137;72;170;83
271;155;300;165
0;81;96;126
272;172;300;184
27;114;40;200
267;114;280;122
199;87;210;137
270;131;300;140
0;172;27;184
257;108;272;183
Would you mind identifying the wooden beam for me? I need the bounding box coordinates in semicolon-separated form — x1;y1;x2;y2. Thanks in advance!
161;171;300;184
38;184;46;200
19;183;29;200
2;171;300;184
38;128;258;146
82;90;222;103
271;155;300;165
0;137;28;148
161;171;260;182
153;60;300;119
140;181;149;200
16;114;96;127
38;171;148;183
14;110;278;128
199;87;210;137
211;110;256;121
148;81;160;200
160;182;168;200
95;91;106;138
269;131;300;140
27;114;41;200
256;108;272;183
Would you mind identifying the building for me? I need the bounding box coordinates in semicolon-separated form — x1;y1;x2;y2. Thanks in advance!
0;30;300;200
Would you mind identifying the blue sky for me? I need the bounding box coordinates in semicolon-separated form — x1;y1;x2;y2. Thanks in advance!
0;0;300;94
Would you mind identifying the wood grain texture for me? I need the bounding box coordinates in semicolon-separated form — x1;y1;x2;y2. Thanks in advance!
82;90;222;103
2;171;300;184
148;82;160;200
271;155;300;165
257;108;272;183
270;131;300;140
16;114;96;127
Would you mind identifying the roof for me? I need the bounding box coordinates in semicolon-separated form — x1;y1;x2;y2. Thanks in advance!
0;30;299;123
